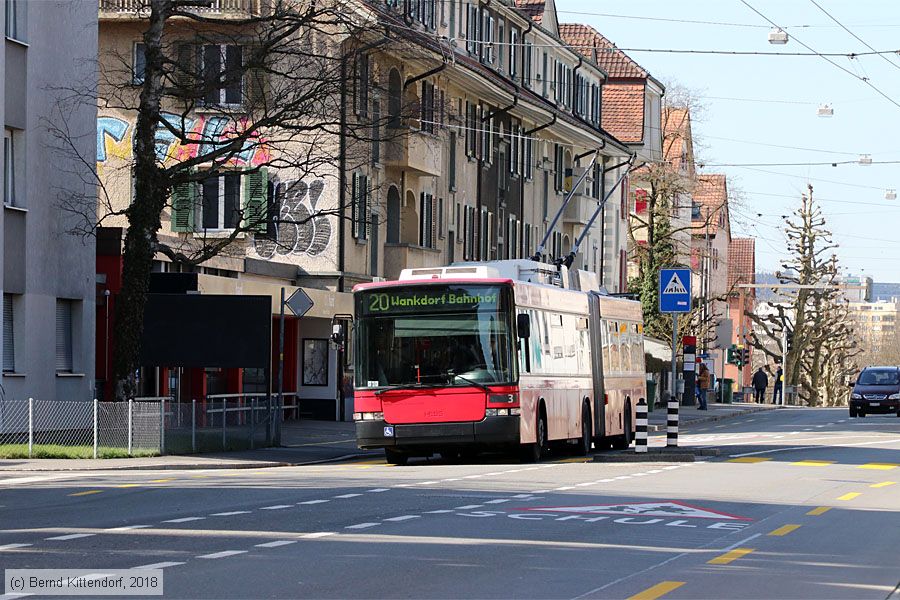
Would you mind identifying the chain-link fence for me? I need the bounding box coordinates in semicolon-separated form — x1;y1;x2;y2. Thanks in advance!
0;395;279;458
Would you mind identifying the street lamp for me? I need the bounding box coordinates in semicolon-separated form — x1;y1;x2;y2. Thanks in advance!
817;104;833;117
768;28;789;44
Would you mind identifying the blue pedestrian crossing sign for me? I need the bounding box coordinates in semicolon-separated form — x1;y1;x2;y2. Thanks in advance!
659;268;692;313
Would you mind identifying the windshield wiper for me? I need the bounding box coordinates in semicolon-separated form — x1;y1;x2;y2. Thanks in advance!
448;371;491;392
375;383;443;396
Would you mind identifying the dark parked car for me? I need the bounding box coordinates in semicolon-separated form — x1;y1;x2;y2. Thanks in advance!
849;366;900;417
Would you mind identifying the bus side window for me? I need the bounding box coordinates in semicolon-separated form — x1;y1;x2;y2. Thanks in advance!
600;320;610;375
621;322;632;373
632;324;644;374
608;321;620;375
531;309;543;371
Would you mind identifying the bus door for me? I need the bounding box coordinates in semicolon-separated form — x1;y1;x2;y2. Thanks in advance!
588;292;607;438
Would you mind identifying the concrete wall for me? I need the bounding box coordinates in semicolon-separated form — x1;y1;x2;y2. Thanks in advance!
1;1;97;402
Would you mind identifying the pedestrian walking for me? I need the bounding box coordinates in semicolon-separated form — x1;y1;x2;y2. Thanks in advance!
772;365;784;405
697;364;710;410
752;367;768;404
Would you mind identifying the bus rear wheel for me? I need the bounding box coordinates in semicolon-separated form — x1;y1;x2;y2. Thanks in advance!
577;404;592;456
521;413;547;463
612;407;633;450
385;448;408;466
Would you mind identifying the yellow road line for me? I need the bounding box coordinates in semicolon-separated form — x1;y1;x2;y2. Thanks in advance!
626;581;686;600
870;481;897;489
191;475;210;479
728;457;771;463
148;478;175;483
858;463;898;470
768;524;801;537
708;548;754;565
790;460;834;467
837;492;861;501
115;484;140;488
68;490;103;497
556;457;590;463
806;506;832;516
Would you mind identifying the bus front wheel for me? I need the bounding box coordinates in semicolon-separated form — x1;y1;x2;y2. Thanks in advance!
385;448;409;466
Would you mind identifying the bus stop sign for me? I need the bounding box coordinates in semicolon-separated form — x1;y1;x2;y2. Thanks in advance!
659;268;692;313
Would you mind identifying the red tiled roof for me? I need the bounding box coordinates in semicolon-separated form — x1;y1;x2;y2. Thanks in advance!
663;107;690;165
514;0;544;24
728;238;756;289
601;83;644;144
558;23;649;80
692;174;728;236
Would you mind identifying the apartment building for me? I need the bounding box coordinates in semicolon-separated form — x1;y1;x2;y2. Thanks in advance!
1;1;97;402
848;299;900;353
725;237;755;387
95;0;659;418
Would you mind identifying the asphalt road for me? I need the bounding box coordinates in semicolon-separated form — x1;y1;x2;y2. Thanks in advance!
1;407;898;599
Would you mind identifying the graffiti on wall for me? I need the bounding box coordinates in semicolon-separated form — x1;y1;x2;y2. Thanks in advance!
254;179;332;259
97;113;270;166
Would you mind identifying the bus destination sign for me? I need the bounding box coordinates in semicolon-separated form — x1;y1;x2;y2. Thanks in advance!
360;286;502;315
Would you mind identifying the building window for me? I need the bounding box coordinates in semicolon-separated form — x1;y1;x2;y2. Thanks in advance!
420;80;435;133
133;42;147;85
201;172;241;230
509;29;518;79
438;197;445;239
351;173;369;241
691;202;702;220
5;0;24;41
371;100;381;165
542;52;548;97
419;192;435;248
201;44;243;106
3;294;15;373
449;131;457;190
354;53;370;118
3;128;18;207
408;0;435;29
466;4;479;54
387;69;402;129
554;144;564;192
55;299;74;373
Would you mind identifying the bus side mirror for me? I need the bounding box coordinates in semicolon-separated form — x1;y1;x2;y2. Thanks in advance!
516;313;530;339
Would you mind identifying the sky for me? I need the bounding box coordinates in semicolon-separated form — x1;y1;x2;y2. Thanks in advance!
559;0;900;283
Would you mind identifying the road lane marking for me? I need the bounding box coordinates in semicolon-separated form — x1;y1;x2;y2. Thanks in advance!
368;488;389;492
163;517;205;523
485;499;510;504
768;524;801;536
0;543;32;550
858;463;898;470
425;510;454;514
303;532;335;538
197;550;247;559
133;562;184;569
334;494;362;499
626;581;685;600
728;457;771;463
871;481;896;488
210;511;250;516
255;540;297;548
107;525;151;531
454;505;483;510
791;460;834;467
708;547;754;565
149;479;175;483
384;515;420;522
837;492;861;501
723;533;761;551
115;484;141;488
345;523;379;529
46;533;95;541
260;505;292;510
68;490;103;497
807;506;832;516
298;500;329;505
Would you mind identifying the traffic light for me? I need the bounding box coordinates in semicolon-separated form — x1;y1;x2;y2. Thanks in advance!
741;347;750;367
785;329;794;353
727;344;738;365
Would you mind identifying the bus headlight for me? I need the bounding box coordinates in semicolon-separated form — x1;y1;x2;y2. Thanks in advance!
354;412;384;421
485;408;498;417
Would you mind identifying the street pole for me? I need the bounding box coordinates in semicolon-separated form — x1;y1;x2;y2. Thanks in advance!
277;287;285;445
668;313;679;447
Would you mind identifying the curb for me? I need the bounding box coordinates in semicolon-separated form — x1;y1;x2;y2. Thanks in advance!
593;448;720;463
0;451;373;473
646;405;782;432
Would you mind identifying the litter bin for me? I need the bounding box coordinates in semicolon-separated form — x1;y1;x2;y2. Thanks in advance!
722;378;734;404
646;380;657;412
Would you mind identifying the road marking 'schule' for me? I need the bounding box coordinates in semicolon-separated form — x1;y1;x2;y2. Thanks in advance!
626;581;686;600
68;490;103;497
837;492;861;501
768;524;801;536
807;506;832;516
790;460;834;467
708;547;754;565
858;463;898;470
197;550;247;559
871;481;897;488
728;457;771;464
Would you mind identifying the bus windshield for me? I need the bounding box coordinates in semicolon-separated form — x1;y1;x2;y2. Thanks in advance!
355;284;515;389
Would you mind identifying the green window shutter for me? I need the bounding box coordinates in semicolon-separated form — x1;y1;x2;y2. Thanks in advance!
242;167;268;232
351;173;359;239
171;179;196;232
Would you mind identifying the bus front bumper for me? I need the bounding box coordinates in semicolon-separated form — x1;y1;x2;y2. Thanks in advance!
356;416;520;449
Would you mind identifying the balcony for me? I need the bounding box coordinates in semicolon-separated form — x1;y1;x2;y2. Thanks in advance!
562;193;601;226
383;244;443;281
99;0;260;19
383;130;443;177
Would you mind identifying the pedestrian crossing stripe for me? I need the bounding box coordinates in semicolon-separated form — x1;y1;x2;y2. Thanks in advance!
524;501;751;520
663;272;688;295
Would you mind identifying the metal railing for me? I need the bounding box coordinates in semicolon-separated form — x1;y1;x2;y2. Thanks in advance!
99;0;260;16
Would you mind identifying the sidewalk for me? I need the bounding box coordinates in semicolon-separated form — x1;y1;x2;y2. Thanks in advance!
647;401;781;432
0;419;370;472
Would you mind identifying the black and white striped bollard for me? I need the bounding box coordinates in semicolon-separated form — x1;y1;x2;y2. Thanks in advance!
666;389;679;447
635;398;648;453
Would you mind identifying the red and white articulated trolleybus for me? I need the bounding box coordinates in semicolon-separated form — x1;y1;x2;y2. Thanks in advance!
351;260;646;465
